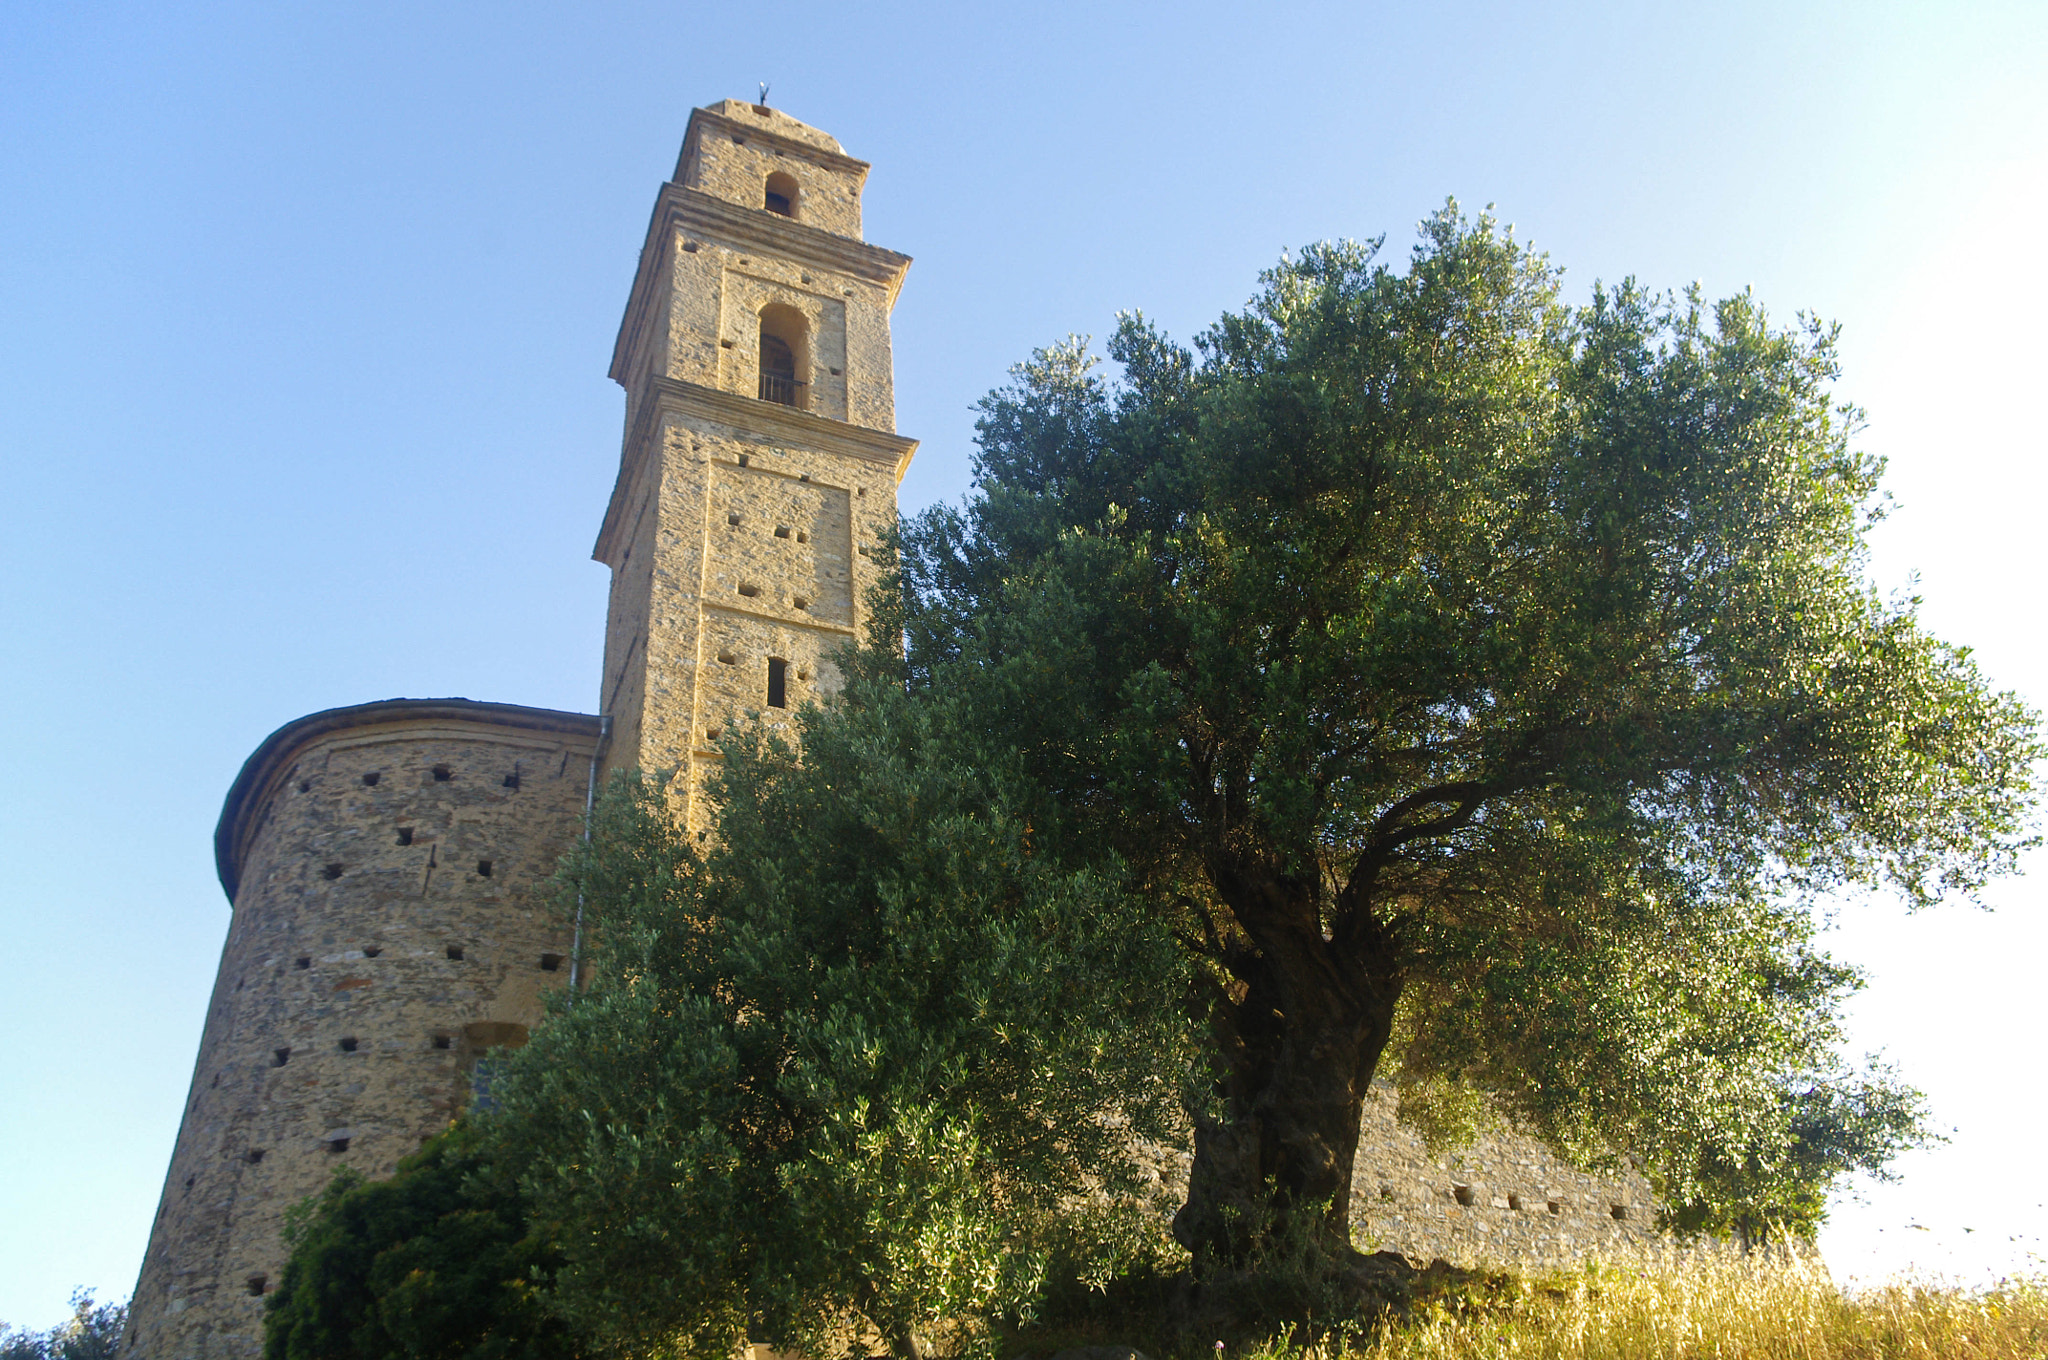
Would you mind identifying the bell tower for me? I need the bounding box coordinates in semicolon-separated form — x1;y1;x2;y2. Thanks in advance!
595;100;916;818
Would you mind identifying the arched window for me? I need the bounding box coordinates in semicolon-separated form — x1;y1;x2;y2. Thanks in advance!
758;305;807;407
764;171;799;218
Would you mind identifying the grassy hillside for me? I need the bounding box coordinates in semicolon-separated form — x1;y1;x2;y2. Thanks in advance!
1008;1255;2048;1360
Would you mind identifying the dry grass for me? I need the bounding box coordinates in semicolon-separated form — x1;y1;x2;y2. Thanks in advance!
1244;1254;2048;1360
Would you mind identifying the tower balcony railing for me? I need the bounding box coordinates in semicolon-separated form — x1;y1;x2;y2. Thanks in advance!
758;373;807;407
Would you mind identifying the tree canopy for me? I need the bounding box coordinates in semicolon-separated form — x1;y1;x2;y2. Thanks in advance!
262;1125;573;1360
895;205;2037;1259
476;690;1192;1358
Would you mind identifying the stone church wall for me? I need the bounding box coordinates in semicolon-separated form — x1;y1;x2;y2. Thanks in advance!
123;701;601;1359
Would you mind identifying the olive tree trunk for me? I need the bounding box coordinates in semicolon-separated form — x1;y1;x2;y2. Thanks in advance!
1171;868;1402;1268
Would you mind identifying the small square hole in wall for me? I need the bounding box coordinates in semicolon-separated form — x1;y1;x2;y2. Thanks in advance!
246;1275;267;1297
322;864;344;881
432;765;453;782
716;650;737;665
396;827;413;846
737;454;749;467
737;582;760;597
1611;1204;1629;1221
792;596;809;611
245;1149;265;1164
683;240;699;253
476;860;493;878
363;946;381;958
1453;1184;1475;1206
540;953;564;973
1548;1200;1563;1216
1507;1195;1524;1211
295;957;311;970
184;1175;195;1192
704;726;723;742
796;530;808;544
728;512;742;526
298;780;311;793
338;1037;358;1053
272;1048;290;1067
327;1137;350;1154
798;472;810;482
432;1034;453;1050
828;366;841;376
502;771;520;790
362;771;380;786
446;946;465;961
774;524;791;538
1378;1183;1396;1201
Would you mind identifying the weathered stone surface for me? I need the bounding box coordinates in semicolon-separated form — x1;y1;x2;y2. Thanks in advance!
1137;1081;1659;1270
594;100;914;828
123;702;602;1358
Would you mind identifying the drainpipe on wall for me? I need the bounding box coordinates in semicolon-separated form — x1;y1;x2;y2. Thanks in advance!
568;716;612;1000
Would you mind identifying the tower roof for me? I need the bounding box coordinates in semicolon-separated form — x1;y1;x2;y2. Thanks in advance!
697;98;846;155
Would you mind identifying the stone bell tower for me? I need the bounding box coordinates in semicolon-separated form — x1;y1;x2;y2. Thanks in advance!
595;100;916;819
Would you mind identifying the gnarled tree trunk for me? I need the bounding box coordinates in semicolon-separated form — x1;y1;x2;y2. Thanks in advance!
1171;865;1402;1268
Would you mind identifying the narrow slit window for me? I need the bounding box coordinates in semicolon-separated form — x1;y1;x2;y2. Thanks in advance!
767;657;788;709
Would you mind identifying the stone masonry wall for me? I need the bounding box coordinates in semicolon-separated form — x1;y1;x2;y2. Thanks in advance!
124;704;600;1359
596;100;912;824
1145;1082;1660;1269
1347;1081;1658;1265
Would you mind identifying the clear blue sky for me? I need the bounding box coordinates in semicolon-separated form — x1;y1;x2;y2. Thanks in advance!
3;0;2044;1328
